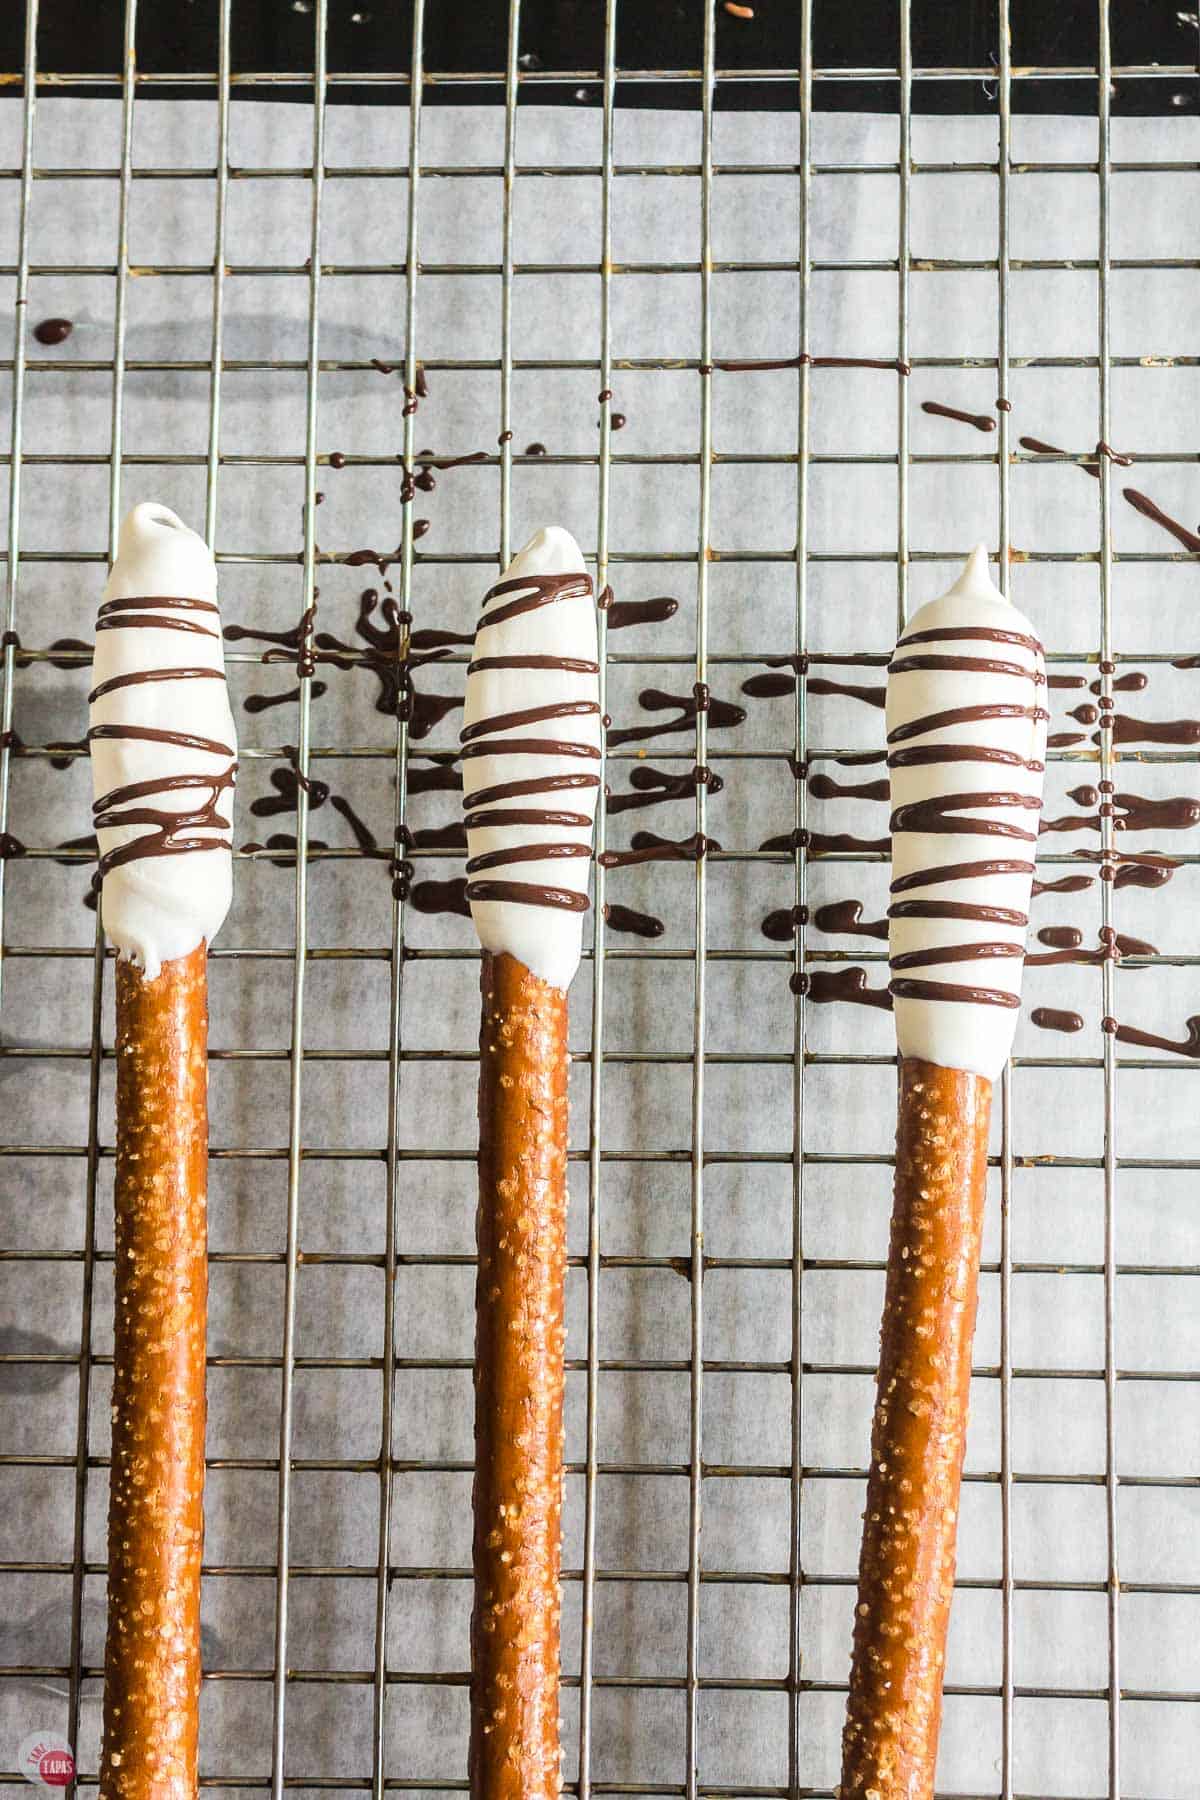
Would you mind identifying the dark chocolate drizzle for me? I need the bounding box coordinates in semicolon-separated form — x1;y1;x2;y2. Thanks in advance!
462;569;598;915
886;614;1045;1009
603;901;664;938
791;967;893;1009
606;688;745;749
606;596;679;632
1123;487;1200;553
921;399;996;434
813;899;889;940
410;877;471;919
88;596;236;884
598;830;718;869
1102;1013;1200;1058
709;354;911;376
1031;1007;1085;1035
605;763;721;816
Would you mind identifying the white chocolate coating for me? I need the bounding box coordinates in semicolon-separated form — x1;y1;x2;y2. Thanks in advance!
886;543;1047;1081
89;503;237;979
461;527;601;991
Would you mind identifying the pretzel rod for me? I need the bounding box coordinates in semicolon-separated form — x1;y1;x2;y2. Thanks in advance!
462;527;600;1798
839;1058;990;1799
840;546;1044;1798
471;951;569;1800
91;504;236;1800
102;945;210;1800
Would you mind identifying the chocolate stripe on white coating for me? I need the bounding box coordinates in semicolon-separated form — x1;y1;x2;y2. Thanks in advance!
461;526;601;992
89;504;238;980
886;542;1047;1078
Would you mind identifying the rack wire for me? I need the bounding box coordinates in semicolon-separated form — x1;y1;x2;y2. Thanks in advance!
1;3;1199;1798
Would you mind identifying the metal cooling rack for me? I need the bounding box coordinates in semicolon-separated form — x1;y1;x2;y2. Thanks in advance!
1;3;1199;1798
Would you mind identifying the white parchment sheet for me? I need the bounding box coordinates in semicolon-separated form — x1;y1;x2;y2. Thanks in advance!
0;97;1199;1797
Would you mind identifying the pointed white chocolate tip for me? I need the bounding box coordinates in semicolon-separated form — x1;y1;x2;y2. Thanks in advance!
949;540;997;601
106;502;217;604
515;524;585;573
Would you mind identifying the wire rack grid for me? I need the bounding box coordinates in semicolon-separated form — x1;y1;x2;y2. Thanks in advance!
1;3;1199;1799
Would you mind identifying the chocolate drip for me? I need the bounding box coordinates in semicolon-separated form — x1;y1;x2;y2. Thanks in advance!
415;450;485;471
0;831;27;859
34;316;73;345
244;680;329;715
709;354;910;376
410;877;471;919
346;546;402;580
808;772;890;803
1047;731;1087;748
1048;673;1086;689
1114;859;1174;890
412;820;469;850
1123;487;1200;553
790;967;893;1009
606;687;745;749
1102;1014;1200;1058
411;626;474;651
806;676;886;709
1032;1007;1085;1034
410;690;464;740
44;636;93;669
598;830;717;869
761;827;891;855
761;905;807;942
248;755;377;856
1020;437;1132;478
921;400;996;434
1110;713;1200;746
525;443;548;457
1031;873;1094;896
1090;671;1147;694
603;902;664;938
605;763;720;816
408;757;463;797
1037;925;1082;950
813;900;888;940
742;671;796;699
241;834;330;866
